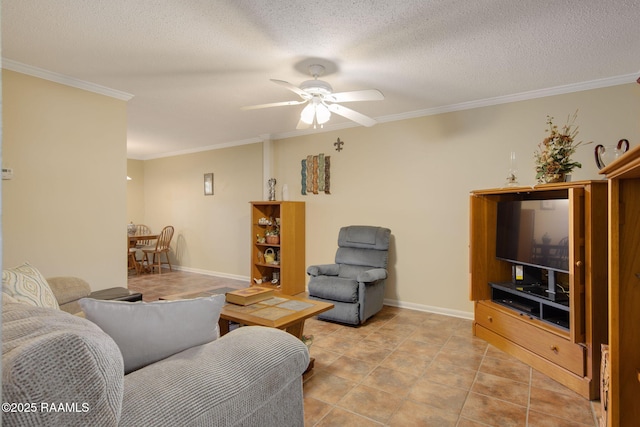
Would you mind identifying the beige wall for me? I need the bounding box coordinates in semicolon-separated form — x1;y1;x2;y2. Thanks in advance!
126;158;145;224
2;70;128;290
5;68;637;316
140;143;263;278
133;83;639;316
272;83;640;316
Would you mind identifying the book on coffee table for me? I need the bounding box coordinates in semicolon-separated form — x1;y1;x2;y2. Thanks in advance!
225;287;274;306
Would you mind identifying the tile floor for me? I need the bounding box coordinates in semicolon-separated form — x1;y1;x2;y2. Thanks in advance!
128;270;601;427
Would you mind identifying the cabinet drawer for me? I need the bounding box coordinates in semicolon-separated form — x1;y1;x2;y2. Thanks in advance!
476;302;585;376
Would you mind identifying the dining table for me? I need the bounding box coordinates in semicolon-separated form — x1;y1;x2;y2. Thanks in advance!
128;233;159;248
128;233;159;274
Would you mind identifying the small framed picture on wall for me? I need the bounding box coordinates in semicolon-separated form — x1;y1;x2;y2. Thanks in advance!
204;173;214;196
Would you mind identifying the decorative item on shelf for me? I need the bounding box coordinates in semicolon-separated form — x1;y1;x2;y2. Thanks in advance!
264;248;276;264
265;218;280;244
505;151;519;187
253;278;263;285
258;217;272;226
268;178;276;201
257;250;264;263
256;234;266;244
127;222;136;235
534;110;591;183
265;233;280;245
271;271;280;285
594;138;630;169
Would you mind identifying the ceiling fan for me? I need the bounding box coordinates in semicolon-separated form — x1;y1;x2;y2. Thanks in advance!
242;64;384;129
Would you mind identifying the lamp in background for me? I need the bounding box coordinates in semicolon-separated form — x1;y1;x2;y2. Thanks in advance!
300;97;331;128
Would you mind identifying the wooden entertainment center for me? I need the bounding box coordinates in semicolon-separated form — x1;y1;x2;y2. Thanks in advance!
469;180;608;400
600;145;640;426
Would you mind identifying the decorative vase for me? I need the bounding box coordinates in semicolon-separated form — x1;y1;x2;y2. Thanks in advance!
594;139;630;169
542;173;566;183
268;178;276;201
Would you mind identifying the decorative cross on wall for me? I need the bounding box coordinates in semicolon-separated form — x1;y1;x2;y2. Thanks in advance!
334;138;344;151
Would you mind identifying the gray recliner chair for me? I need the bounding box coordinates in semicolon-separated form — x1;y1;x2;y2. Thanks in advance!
307;225;391;325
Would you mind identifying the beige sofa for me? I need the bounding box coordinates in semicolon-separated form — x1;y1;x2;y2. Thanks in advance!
46;276;141;315
46;276;92;314
2;266;309;426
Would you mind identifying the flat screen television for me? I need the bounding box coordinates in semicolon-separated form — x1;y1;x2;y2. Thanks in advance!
496;198;570;273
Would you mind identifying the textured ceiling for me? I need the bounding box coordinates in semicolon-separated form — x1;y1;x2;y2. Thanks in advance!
3;0;640;159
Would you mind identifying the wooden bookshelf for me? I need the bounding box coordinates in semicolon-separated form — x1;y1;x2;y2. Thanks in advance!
250;201;305;295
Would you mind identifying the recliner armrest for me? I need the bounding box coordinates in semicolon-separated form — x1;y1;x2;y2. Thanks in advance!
307;264;340;277
357;268;387;283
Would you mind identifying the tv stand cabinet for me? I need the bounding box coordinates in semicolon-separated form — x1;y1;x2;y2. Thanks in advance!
469;181;608;399
600;145;640;426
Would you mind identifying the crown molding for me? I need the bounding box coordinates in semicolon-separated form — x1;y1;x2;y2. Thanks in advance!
377;73;640;123
147;71;639;159
271;73;640;142
6;57;633;158
2;58;134;101
141;136;264;160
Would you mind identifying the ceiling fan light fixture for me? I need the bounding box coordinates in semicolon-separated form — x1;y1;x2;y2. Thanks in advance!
300;103;316;124
247;63;383;129
316;103;331;124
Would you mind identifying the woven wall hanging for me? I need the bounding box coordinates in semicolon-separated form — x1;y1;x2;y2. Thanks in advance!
301;153;330;195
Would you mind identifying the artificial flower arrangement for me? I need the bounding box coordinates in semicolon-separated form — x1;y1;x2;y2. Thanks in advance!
534;110;590;183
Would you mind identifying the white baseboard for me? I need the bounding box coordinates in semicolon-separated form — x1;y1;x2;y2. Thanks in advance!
383;298;474;320
171;267;473;319
173;266;250;283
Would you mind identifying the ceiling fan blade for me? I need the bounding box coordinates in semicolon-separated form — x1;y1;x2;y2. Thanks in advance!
329;89;384;103
271;79;310;99
327;103;378;127
296;118;311;130
241;100;307;110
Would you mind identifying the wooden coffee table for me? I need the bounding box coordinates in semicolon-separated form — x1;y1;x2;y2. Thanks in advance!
160;290;333;339
218;293;333;339
160;291;333;373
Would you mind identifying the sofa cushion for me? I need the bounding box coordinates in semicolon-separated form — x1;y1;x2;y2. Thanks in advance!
2;262;59;309
120;326;309;426
2;292;19;305
79;295;225;374
2;302;123;426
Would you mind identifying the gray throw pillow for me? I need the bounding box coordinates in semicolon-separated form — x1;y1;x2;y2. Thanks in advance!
79;295;225;373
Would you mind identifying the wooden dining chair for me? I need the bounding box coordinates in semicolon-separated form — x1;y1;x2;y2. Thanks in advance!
142;225;174;274
128;247;141;275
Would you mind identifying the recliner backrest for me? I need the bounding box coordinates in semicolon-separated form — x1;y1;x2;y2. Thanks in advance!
335;226;391;275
